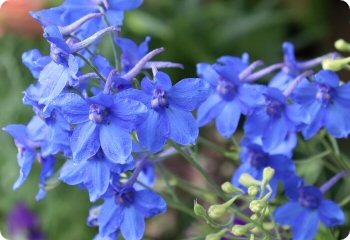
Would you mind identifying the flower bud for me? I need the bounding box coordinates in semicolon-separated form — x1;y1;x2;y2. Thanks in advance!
205;229;227;240
249;199;265;213
239;173;260;187
262;167;275;185
250;214;258;221
194;201;206;217
232;224;249;236
221;182;243;194
248;186;259;197
335;39;350;52
322;58;350;71
207;204;226;219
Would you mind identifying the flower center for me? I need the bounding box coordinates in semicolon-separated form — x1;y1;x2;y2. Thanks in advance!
151;88;169;110
248;149;267;169
89;104;109;124
216;79;236;99
316;84;332;104
265;97;283;118
298;186;322;209
116;189;135;207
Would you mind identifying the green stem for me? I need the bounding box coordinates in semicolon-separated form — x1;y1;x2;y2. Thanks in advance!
198;136;227;154
74;52;107;82
103;15;120;70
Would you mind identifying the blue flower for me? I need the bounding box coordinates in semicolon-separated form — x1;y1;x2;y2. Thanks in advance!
56;92;146;163
60;150;134;202
274;180;346;240
293;70;350;139
197;54;263;138
22;49;51;79
231;140;296;197
98;187;166;240
244;87;309;151
120;71;209;152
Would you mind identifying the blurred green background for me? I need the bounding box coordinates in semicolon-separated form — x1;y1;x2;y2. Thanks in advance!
0;0;349;239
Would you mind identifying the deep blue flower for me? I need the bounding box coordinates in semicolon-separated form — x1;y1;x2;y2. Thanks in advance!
120;71;209;152
231;140;296;197
197;54;263;138
293;70;350;139
274;179;346;240
98;186;166;240
244;87;309;151
56;92;146;163
60;150;134;202
22;49;51;79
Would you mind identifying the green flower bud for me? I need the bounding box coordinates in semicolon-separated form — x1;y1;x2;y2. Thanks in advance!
249;199;265;213
335;39;350;52
239;173;261;187
248;186;259;197
221;182;243;194
205;229;227;240
262;167;275;185
250;214;258;221
207;197;238;219
322;57;350;71
232;224;249;236
194;200;206;217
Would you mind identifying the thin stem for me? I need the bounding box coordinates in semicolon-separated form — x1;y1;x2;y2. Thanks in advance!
198;136;227;155
295;150;331;164
244;63;284;82
74;52;107;82
156;164;180;202
103;14;121;70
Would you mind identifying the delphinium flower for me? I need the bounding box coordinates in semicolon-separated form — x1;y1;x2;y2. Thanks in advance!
293;70;350;139
8;203;46;240
231;139;297;197
3;117;57;200
274;173;346;240
120;71;209;152
55;92;146;164
196;54;266;138
269;42;338;91
244;81;310;151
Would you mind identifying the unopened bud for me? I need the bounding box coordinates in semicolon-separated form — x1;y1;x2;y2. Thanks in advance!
248;186;259;197
322;57;350;71
249;199;265;213
262;167;275;185
250;214;258;221
239;173;260;187
335;39;350;52
232;224;249;236
205;229;227;240
208;197;237;219
221;182;243;194
194;201;206;217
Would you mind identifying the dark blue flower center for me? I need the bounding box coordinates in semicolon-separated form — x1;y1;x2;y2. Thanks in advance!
298;186;323;209
248;149;268;169
89;104;109;124
265;97;283;118
316;84;333;104
115;188;135;207
216;79;236;100
151;88;169;110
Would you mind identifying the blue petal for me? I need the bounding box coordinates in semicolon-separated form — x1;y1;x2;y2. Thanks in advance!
302;100;324;139
13;150;37;190
36;155;57;201
238;84;265;113
244;109;269;139
293;210;319;240
43;25;70;53
117;88;151;107
274;202;304;225
325;102;350;138
71;122;100;163
286;103;310;126
262;117;288;152
318;200;346;227
168;78;209;111
120;206;145;240
53;93;90;124
154;72;172;91
100;124;132;164
134;190;167;218
197;94;225;127
85;160;111;202
99;199;124;237
216;100;241;138
167;107;198;145
38;62;71;104
138;110;169;152
3;124;29;146
109;0;143;10
141;76;155;94
59;159;87;185
314;70;340;88
196;63;220;87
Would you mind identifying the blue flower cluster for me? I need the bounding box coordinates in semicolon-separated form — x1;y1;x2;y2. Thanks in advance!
4;1;348;239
